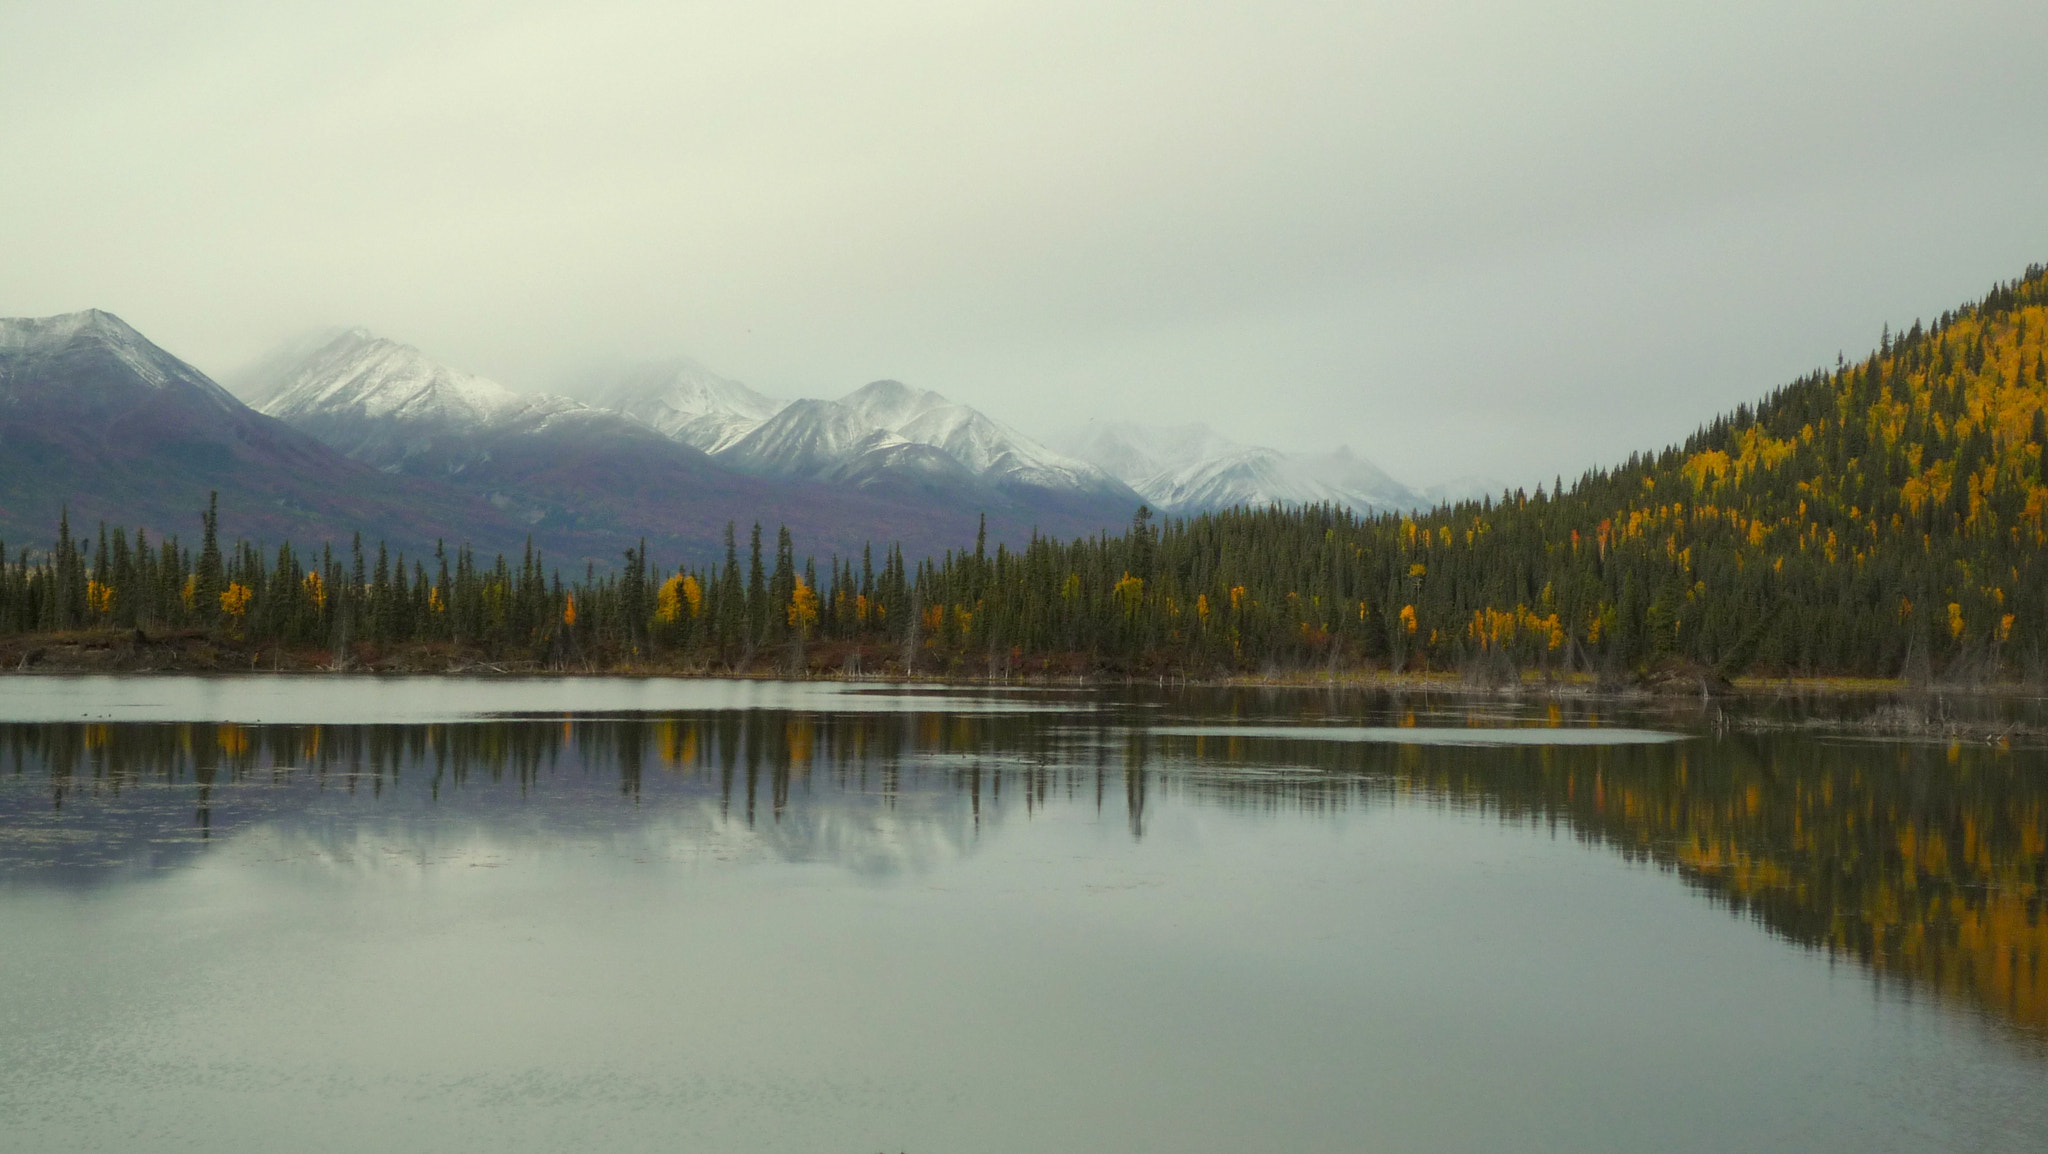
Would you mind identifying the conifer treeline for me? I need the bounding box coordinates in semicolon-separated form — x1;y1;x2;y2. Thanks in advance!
4;264;2046;679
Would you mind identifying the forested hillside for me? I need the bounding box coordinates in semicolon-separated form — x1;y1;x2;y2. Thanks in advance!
3;265;2044;681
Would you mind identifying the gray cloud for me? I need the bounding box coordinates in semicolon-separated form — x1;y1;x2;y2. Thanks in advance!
3;0;2045;489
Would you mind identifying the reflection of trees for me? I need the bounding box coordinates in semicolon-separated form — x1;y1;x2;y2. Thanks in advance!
1142;730;2047;1038
5;711;2043;1036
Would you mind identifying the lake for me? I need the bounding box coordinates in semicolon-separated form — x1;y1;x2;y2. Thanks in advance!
0;676;2042;1152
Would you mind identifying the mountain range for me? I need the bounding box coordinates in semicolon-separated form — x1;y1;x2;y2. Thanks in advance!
0;309;1437;566
1051;421;1436;514
0;311;531;558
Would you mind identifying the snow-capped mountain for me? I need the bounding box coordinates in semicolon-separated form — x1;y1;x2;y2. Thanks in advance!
571;358;786;454
240;329;620;474
717;397;981;499
707;378;1139;515
0;310;541;554
243;328;520;425
838;381;1131;498
1055;421;1243;488
1054;421;1424;515
229;330;1135;558
1;309;244;416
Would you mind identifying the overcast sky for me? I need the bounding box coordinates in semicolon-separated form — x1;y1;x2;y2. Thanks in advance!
3;0;2045;488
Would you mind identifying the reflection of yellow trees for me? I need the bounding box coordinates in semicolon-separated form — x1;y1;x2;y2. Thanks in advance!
659;721;698;770
785;717;813;773
216;725;250;759
1152;727;2046;1036
1487;743;2046;1034
21;710;2045;1037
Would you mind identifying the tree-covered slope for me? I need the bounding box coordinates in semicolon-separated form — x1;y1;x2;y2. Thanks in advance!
874;263;2048;679
3;265;2043;682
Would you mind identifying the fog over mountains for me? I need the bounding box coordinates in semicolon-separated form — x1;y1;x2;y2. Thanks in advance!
1051;422;1442;516
1;308;1449;565
556;354;1468;514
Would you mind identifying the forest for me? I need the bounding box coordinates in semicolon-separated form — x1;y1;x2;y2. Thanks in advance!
3;263;2046;683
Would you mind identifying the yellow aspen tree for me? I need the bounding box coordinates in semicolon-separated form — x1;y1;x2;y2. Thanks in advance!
1113;572;1144;619
656;574;686;624
787;576;820;637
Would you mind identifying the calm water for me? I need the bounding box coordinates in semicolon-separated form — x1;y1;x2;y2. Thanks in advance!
0;677;2043;1152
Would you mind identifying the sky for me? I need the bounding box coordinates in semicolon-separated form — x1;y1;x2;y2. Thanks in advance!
3;0;2046;490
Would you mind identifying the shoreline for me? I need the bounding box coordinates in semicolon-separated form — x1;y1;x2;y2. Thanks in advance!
3;628;2043;701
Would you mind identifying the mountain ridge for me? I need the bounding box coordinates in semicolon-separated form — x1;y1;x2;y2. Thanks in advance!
1056;420;1426;514
0;310;540;557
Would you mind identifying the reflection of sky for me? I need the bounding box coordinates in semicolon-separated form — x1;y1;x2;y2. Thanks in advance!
0;736;997;889
0;675;1094;724
1137;725;1687;746
4;724;2045;1152
2;689;2043;1056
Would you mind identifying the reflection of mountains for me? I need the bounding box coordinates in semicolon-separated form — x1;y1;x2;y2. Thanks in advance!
3;711;2042;1038
0;716;1005;883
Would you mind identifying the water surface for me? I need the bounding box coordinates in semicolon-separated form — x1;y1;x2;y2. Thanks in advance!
1;678;2042;1152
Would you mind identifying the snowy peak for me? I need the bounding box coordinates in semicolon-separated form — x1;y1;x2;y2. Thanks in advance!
701;376;1137;511
721;398;896;478
252;329;535;430
233;327;692;490
574;358;784;453
0;308;141;356
719;398;981;497
839;379;953;432
0;308;241;413
1059;420;1424;515
830;380;1132;497
1055;421;1242;485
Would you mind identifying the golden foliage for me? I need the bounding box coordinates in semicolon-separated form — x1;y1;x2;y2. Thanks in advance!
787;577;820;635
219;582;253;618
1112;572;1144;617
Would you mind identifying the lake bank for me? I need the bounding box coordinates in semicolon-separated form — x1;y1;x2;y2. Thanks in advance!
7;627;2044;693
5;633;2045;747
